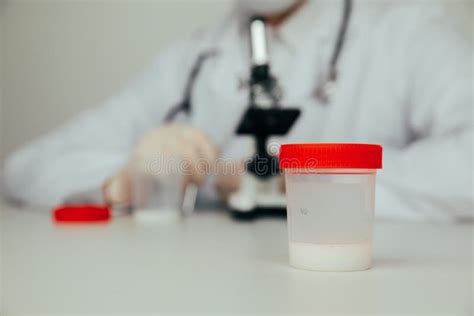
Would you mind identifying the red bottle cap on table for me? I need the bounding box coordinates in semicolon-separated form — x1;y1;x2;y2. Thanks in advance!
279;143;383;169
53;205;111;222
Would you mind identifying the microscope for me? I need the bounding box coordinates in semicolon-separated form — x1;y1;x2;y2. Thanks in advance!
228;16;300;219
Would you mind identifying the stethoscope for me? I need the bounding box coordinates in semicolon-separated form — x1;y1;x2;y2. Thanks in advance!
165;0;352;121
314;0;352;104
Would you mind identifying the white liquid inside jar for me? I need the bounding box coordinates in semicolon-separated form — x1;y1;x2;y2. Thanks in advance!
289;242;372;271
134;208;181;224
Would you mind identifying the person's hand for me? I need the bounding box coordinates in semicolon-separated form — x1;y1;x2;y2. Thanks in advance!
103;124;218;206
215;160;246;202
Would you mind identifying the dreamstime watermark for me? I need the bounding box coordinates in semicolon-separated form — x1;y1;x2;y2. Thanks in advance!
139;142;319;177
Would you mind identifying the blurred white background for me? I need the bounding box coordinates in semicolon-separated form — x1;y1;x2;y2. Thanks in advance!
0;0;472;160
0;0;233;161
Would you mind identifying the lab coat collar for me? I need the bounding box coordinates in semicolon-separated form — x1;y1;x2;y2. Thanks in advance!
275;0;345;51
273;0;336;49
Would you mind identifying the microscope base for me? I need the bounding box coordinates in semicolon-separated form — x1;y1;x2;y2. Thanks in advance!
230;206;286;221
227;173;287;220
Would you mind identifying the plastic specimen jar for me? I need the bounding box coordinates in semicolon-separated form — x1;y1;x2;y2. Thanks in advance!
279;143;383;272
129;153;183;223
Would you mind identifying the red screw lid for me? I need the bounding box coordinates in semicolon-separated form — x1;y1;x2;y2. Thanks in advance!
53;205;111;223
279;143;383;169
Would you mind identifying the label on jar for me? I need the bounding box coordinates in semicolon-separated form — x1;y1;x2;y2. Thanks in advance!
288;182;372;243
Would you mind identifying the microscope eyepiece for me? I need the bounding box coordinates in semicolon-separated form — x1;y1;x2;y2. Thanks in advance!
249;16;269;67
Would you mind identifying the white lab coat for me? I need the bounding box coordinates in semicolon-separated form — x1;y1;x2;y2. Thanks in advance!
4;1;473;221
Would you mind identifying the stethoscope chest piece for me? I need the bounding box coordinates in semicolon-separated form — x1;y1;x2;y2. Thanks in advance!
315;67;338;105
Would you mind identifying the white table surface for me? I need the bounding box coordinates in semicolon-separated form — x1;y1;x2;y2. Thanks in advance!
2;206;473;316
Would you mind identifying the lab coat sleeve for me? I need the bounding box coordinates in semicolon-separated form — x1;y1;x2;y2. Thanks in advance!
376;11;473;221
3;40;196;207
